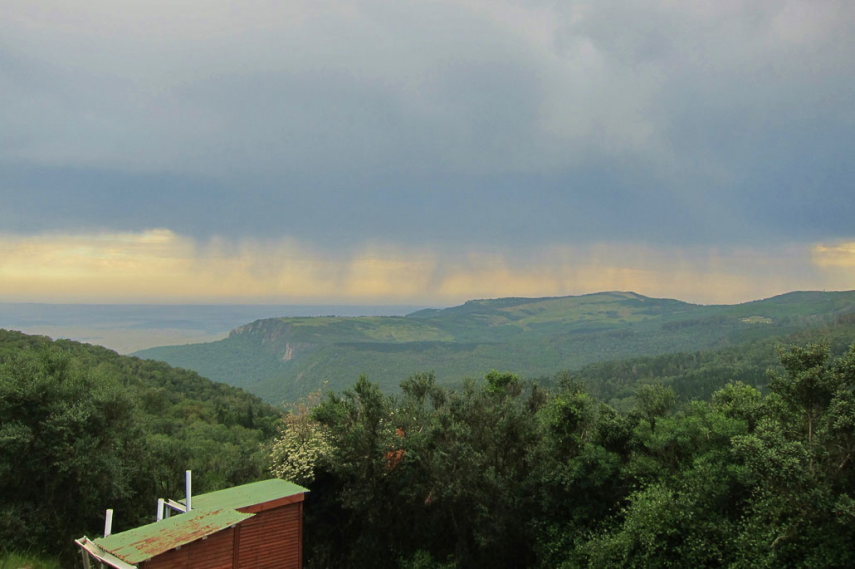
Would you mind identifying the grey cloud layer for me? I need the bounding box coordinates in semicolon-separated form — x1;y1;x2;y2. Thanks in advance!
2;0;853;247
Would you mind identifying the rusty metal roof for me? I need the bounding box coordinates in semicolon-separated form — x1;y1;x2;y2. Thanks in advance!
85;479;308;565
93;508;253;564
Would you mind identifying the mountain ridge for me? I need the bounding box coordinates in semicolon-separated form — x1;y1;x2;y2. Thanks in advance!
134;290;855;403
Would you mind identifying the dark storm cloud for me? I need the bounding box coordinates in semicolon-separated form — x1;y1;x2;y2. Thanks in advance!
0;161;723;249
2;0;854;249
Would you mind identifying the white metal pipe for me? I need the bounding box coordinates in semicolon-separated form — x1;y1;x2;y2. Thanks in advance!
185;470;192;511
104;509;114;537
79;547;92;569
156;498;165;522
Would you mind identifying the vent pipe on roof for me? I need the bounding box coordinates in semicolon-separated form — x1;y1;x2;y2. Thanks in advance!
156;498;165;522
185;470;192;511
104;509;113;537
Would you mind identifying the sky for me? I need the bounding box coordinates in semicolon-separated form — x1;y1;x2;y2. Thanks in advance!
2;0;854;306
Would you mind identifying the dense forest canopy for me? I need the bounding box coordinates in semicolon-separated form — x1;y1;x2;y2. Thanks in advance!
272;344;855;568
0;330;281;562
3;326;855;568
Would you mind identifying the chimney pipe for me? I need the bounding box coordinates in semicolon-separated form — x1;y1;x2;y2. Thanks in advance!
156;498;165;522
185;470;192;512
104;509;114;537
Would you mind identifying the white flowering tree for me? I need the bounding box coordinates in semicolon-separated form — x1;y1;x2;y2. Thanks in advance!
269;394;333;486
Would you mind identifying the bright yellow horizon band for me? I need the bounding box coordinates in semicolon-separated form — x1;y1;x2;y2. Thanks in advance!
0;229;852;305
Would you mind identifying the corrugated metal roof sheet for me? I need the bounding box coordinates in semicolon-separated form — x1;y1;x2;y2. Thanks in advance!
87;479;308;564
182;479;308;512
94;508;253;564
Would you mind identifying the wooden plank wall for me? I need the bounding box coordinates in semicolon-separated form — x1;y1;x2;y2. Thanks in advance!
236;503;303;569
140;502;303;569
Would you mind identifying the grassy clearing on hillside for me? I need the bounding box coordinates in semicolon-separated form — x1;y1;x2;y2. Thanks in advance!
136;291;855;404
275;316;453;343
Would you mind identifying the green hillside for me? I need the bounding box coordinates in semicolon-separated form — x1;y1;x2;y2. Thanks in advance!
0;329;281;561
135;290;855;403
562;310;855;408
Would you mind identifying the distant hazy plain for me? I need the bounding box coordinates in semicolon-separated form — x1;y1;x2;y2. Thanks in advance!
0;303;428;354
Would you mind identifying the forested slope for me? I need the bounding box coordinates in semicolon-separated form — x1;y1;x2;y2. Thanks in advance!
136;290;855;403
272;343;855;568
0;330;282;561
4;325;855;568
565;311;855;407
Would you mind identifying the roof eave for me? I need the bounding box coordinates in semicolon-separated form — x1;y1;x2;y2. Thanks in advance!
75;537;138;569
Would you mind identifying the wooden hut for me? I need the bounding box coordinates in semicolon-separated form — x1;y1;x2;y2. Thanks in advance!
76;479;308;569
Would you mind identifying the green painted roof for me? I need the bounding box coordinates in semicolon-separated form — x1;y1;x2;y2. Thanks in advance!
89;479;308;565
183;478;308;512
94;508;253;564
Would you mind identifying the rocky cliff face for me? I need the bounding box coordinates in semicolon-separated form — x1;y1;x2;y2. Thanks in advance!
230;319;316;362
